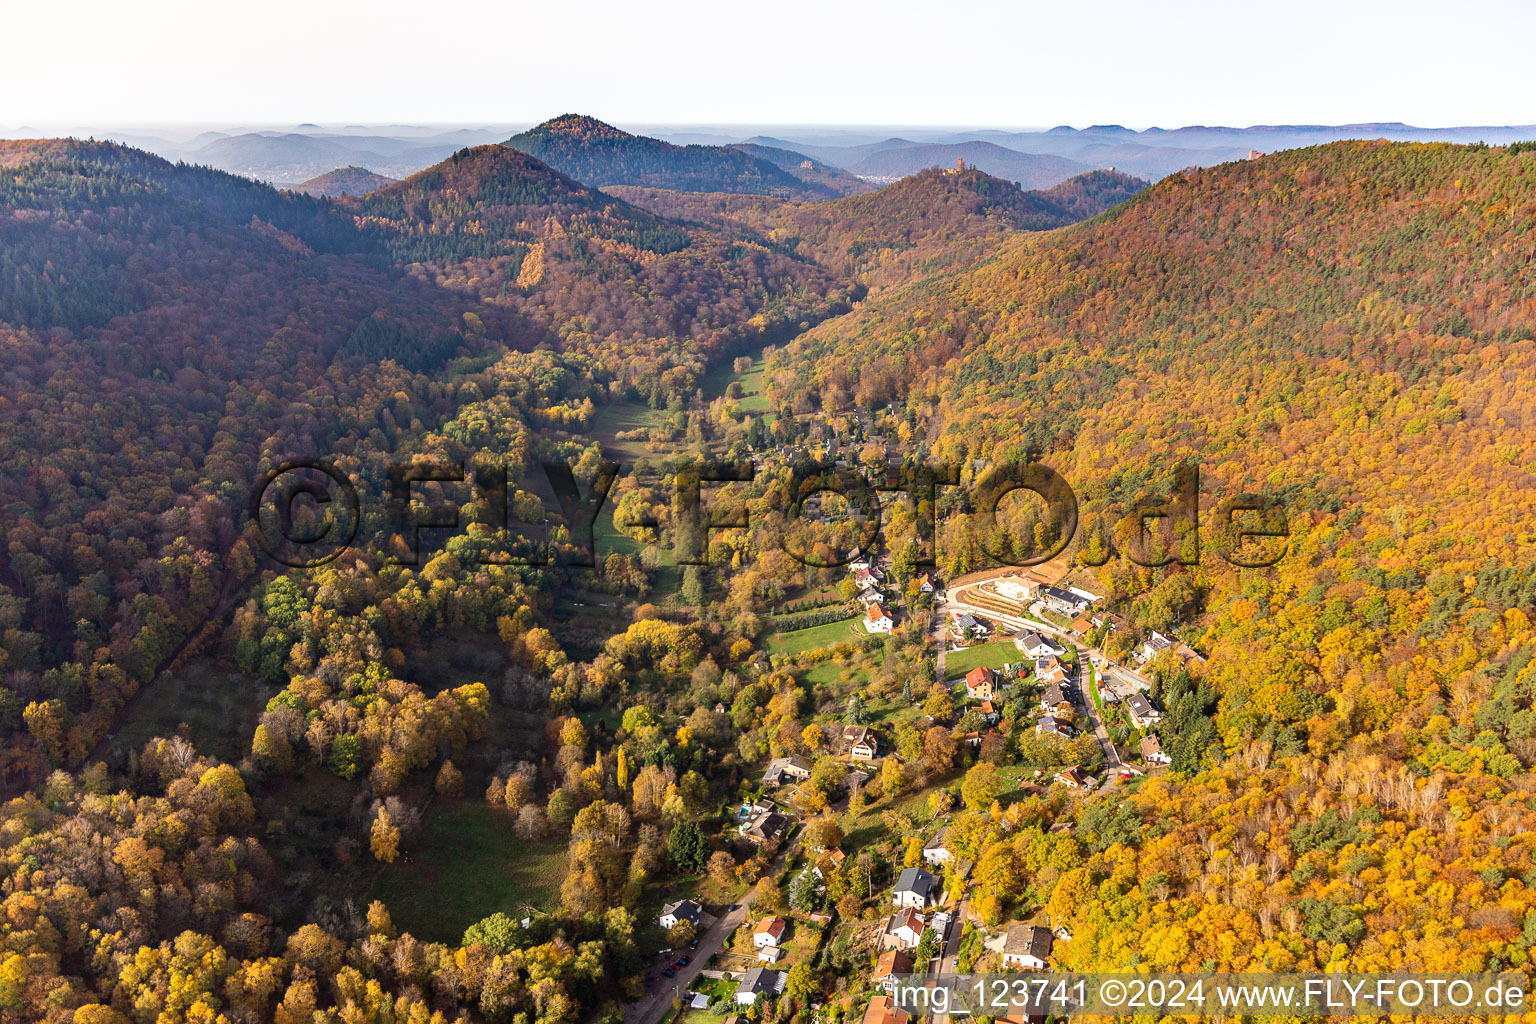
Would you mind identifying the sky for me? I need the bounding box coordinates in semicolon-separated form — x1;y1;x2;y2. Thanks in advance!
4;0;1533;129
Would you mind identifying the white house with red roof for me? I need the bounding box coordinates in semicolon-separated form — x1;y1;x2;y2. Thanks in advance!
864;604;893;633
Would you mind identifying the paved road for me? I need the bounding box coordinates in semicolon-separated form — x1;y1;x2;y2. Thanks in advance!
1079;659;1121;781
624;834;801;1024
930;899;970;1024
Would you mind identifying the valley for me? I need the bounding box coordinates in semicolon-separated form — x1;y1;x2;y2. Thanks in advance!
1;112;1534;1024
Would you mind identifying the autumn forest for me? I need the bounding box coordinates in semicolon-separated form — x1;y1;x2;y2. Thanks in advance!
1;110;1535;1024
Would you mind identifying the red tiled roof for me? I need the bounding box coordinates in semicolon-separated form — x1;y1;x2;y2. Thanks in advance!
874;950;914;979
754;916;787;941
862;996;911;1024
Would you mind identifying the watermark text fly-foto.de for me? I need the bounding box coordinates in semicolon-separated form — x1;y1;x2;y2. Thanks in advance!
249;456;1291;570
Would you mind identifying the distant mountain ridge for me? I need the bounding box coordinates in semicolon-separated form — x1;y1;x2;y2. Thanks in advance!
504;114;854;199
22;118;1534;193
744;121;1536;181
843;141;1091;188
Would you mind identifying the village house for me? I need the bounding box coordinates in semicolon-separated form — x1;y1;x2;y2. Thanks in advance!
1125;693;1163;729
1036;716;1075;739
816;848;847;875
1135;630;1175;664
753;916;787;949
740;807;791;849
872;950;915;991
1036;653;1071;677
1001;925;1053;970
754;916;788;961
892;866;939;908
761;756;812;788
1039;682;1072;713
1039;585;1090;616
1015;632;1064;660
1055;765;1094;789
658;899;703;931
993;575;1043;605
922;827;954;868
885;907;927;949
862;995;912;1024
965;666;999;700
1141;734;1172;765
1174;642;1207;666
1068;585;1102;605
952;611;990;638
735;967;786;1006
842;724;879;762
865;604;894;634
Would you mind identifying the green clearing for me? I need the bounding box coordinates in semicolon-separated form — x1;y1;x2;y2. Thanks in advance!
374;800;568;944
587;399;673;463
106;657;278;764
702;353;770;414
802;660;855;686
944;641;1021;678
766;616;864;656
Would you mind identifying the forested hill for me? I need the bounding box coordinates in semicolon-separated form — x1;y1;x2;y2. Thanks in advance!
505;113;841;198
349;144;694;259
345;144;853;378
0;137;369;252
292;165;399;197
608;165;1148;288
770;138;1536;775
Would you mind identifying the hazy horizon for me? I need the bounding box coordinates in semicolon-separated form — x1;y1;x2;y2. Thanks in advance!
6;0;1535;127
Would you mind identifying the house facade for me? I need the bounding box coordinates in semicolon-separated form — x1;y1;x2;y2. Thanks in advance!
1015;632;1064;659
892;866;938;908
922;828;954;867
735;967;786;1006
1125;693;1163;729
965;666;998;700
1001;925;1053;970
887;908;926;949
658;899;702;930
